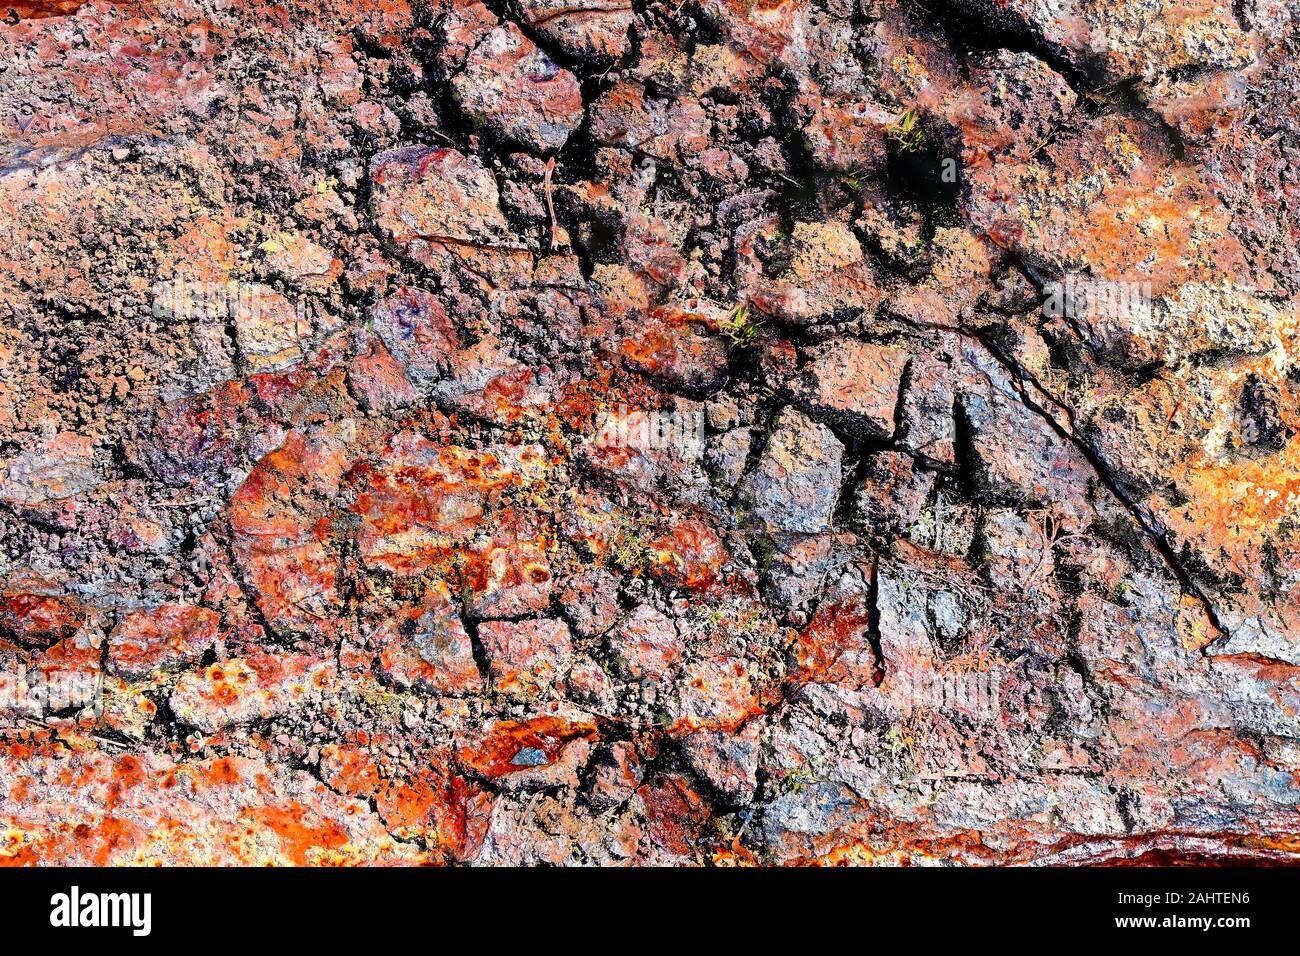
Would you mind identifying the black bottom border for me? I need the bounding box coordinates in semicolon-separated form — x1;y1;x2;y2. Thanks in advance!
0;864;1287;943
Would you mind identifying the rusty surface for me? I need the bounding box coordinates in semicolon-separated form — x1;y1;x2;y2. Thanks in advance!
2;0;1300;866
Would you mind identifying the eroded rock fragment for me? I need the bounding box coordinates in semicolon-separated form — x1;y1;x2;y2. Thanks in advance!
107;604;220;681
374;584;483;696
512;0;633;63
373;145;510;240
792;338;908;441
452;24;584;153
480;618;574;697
740;407;845;534
682;721;761;804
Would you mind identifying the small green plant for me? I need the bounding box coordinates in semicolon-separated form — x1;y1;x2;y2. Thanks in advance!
610;527;650;573
906;509;936;543
781;767;816;795
883;723;916;767
719;304;761;347
888;109;925;152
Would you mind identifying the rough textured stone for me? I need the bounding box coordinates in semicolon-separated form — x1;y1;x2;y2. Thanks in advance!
374;583;483;696
740;408;845;534
512;0;633;64
749;221;883;325
170;652;333;734
792;337;908;441
606;604;681;683
452;24;584;154
4;0;1300;870
480;618;573;697
558;567;623;637
682;721;761;804
370;145;515;247
107;604;220;681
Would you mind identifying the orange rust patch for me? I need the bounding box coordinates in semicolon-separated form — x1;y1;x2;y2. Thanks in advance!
319;744;381;800
647;517;728;592
787;593;879;691
0;592;85;647
375;760;493;861
247;804;350;866
456;714;598;779
4;0;90;18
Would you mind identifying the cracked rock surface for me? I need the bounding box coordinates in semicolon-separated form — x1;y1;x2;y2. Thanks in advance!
2;0;1300;865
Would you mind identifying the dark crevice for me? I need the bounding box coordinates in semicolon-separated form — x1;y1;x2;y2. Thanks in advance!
865;557;885;686
906;0;1098;94
971;331;1229;640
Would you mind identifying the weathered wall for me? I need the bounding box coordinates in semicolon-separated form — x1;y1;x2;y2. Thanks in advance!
1;0;1299;865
